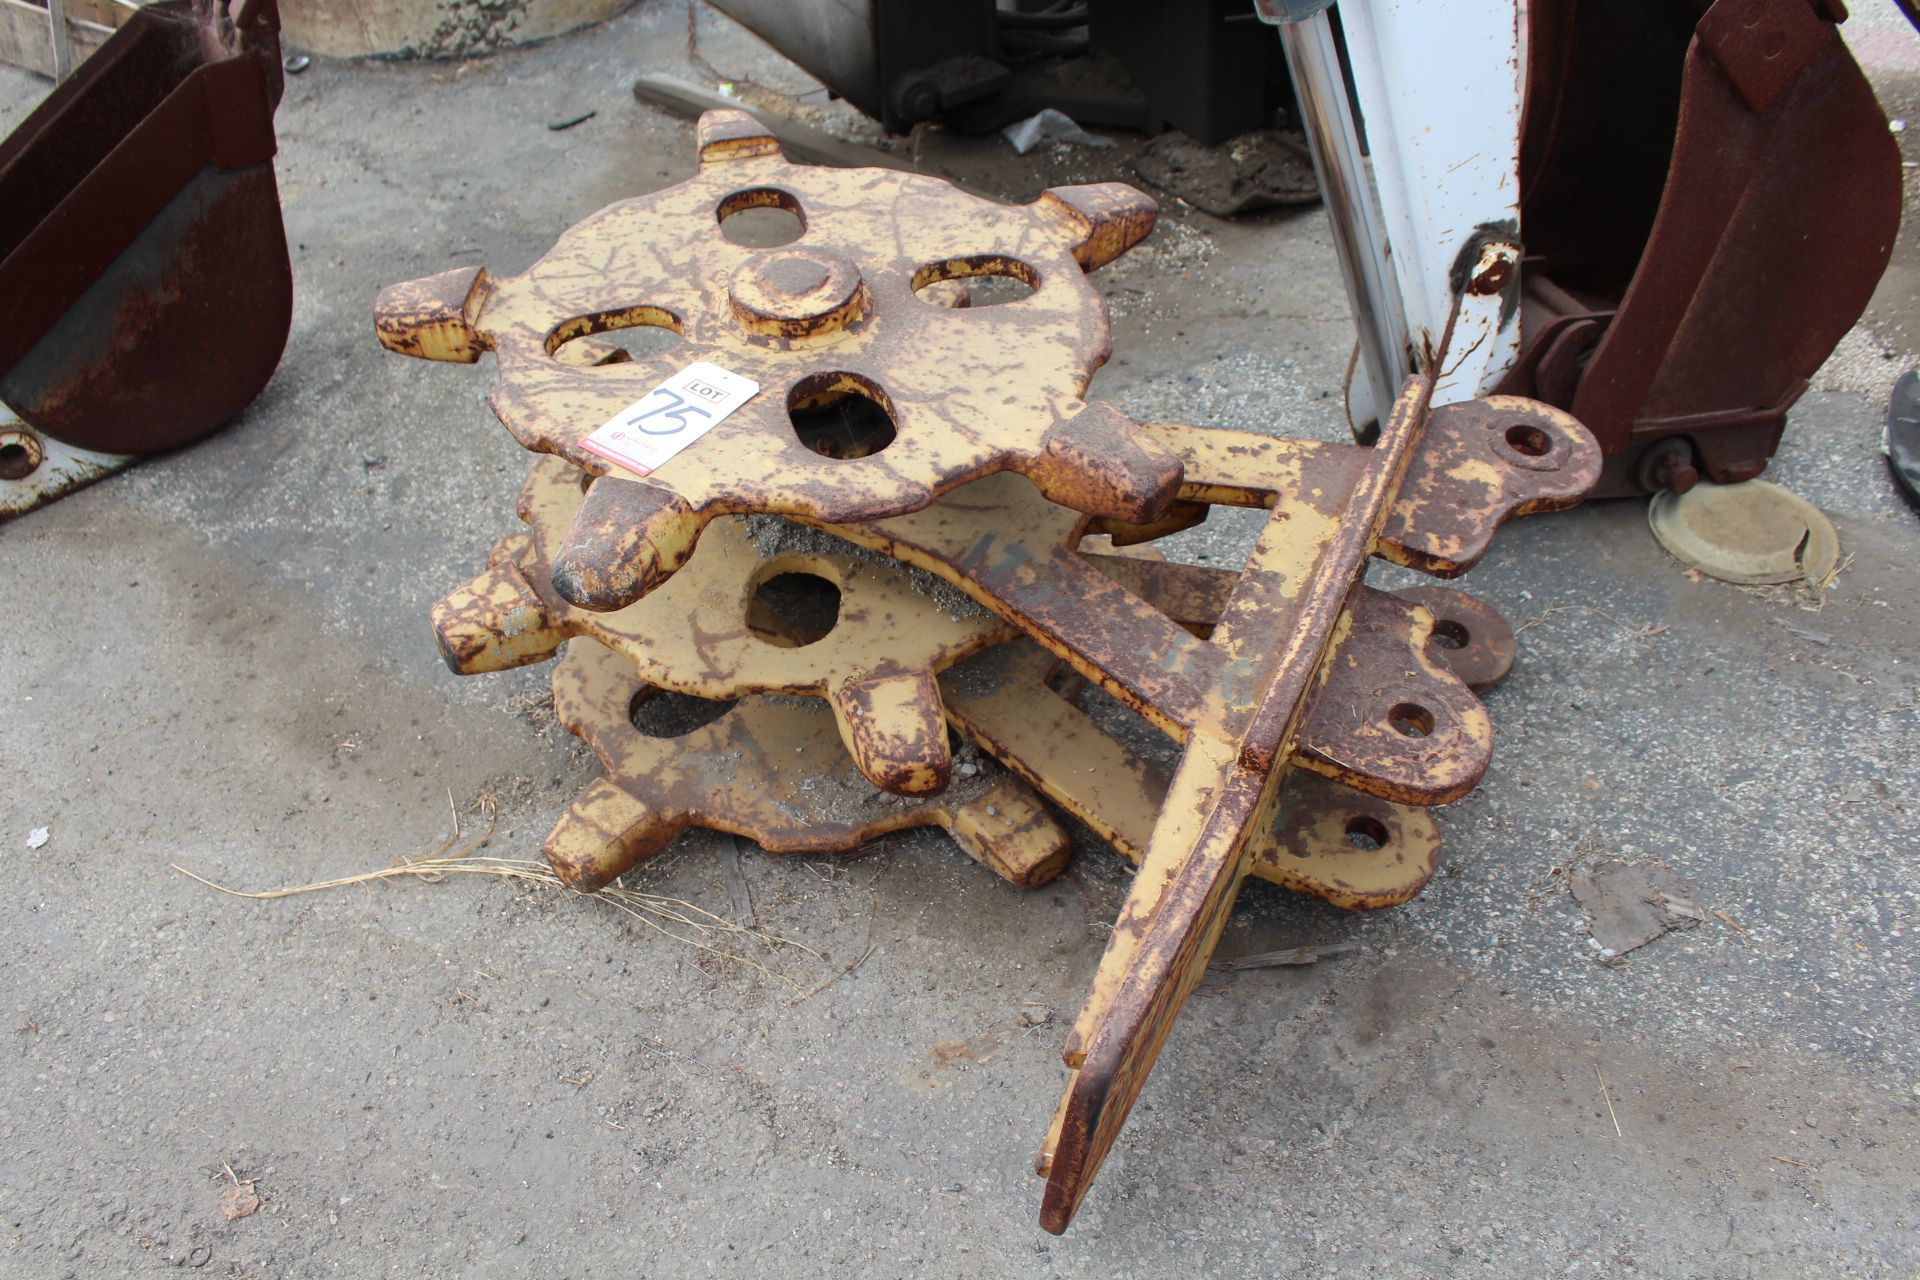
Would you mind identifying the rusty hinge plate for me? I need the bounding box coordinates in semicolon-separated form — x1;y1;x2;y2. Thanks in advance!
795;372;1599;1229
0;404;135;521
1026;380;1594;1232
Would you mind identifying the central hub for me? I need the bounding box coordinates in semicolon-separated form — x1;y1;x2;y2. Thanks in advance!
729;247;868;340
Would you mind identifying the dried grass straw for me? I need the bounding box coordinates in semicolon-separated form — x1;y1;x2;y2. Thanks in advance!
171;794;817;986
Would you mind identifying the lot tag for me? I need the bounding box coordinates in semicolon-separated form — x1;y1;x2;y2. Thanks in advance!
578;361;760;476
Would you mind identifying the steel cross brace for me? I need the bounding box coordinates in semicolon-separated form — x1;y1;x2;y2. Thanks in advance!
937;579;1518;909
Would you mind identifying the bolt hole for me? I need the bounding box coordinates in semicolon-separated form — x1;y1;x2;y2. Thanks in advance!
546;306;684;362
718;188;805;247
917;280;969;309
1344;815;1389;851
911;255;1039;308
576;326;680;363
789;373;897;459
1429;619;1469;651
1504;424;1552;457
1388;702;1434;739
747;571;842;648
629;688;736;738
0;437;39;480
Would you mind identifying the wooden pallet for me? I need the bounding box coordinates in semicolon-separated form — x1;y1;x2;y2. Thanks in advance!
0;0;133;80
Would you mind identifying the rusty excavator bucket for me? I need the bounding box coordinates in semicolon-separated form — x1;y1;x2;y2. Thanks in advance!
0;0;292;518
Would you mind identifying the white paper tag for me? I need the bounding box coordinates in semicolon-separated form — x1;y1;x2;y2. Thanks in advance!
578;361;760;477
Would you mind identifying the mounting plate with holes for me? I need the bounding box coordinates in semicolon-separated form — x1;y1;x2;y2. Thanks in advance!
431;456;1021;797
826;400;1593;768
1392;585;1516;693
0;403;136;522
544;635;1071;892
374;108;1183;612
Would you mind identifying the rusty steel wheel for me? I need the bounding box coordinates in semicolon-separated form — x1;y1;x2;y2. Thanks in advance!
376;108;1183;611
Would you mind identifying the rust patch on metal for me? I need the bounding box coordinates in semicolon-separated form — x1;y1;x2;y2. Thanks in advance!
1034;184;1161;271
1375;396;1600;577
550;474;699;611
1029;402;1185;525
0;428;43;481
696;109;785;162
1291;589;1492;806
1465;240;1519;296
371;266;491;364
1077;551;1238;634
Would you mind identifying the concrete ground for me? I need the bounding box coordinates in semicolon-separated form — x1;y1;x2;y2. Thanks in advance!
3;4;1918;1276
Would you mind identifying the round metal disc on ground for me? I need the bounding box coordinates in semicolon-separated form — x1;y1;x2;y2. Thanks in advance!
1647;480;1840;585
